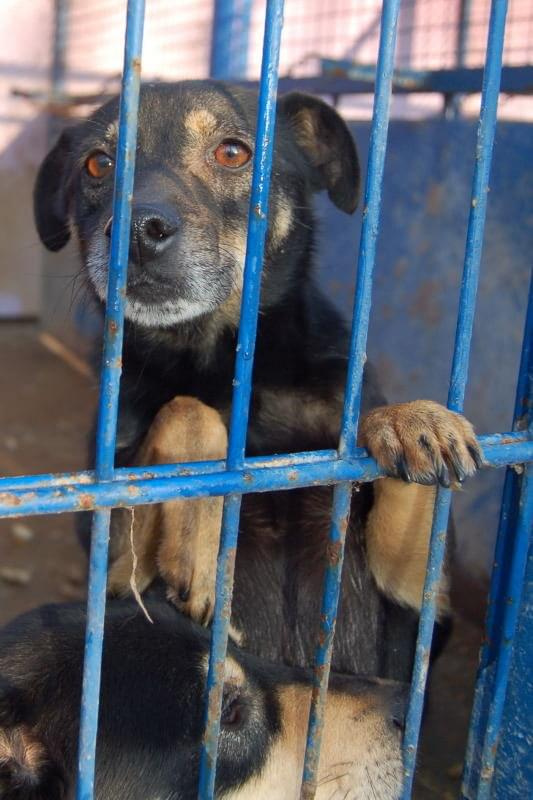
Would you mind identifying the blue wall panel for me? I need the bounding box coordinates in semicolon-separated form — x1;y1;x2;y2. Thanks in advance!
315;118;532;574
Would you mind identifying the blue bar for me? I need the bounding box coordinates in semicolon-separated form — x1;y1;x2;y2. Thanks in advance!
198;1;285;797
475;465;532;800
0;437;529;520
301;1;403;795
76;2;145;798
491;498;533;799
209;0;252;79
0;431;524;494
0;437;528;516
401;0;509;795
462;273;532;798
210;0;235;78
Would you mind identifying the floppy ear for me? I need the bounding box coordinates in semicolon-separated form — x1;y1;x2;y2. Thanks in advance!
33;131;74;252
278;92;360;214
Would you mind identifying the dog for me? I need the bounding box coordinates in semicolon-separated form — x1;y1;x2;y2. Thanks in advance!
0;598;406;800
34;81;483;680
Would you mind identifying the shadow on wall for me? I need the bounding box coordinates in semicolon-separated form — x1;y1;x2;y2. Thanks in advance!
314;118;532;578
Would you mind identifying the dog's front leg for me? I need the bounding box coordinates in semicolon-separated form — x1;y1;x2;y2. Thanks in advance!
108;397;227;625
358;400;483;615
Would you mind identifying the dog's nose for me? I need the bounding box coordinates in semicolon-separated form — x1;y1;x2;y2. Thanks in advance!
123;205;179;263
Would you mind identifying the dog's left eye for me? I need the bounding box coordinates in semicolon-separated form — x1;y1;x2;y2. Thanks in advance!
214;140;251;169
85;151;114;179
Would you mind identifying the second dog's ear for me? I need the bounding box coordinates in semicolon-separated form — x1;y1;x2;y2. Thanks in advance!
33;131;74;252
278;92;360;214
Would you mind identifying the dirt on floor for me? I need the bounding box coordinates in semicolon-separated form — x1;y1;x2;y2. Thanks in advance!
0;321;487;798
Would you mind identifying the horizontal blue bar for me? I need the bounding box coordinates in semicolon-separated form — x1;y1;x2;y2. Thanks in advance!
0;431;523;493
0;437;529;520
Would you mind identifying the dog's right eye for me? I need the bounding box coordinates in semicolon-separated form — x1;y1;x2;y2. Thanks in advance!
85;152;114;179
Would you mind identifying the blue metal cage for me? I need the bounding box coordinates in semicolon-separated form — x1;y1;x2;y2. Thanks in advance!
0;0;531;798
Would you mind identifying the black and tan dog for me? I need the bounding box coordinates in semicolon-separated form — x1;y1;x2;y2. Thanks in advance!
0;599;406;800
34;81;483;680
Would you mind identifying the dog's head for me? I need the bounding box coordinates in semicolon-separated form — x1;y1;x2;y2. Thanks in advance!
0;601;403;799
34;81;360;329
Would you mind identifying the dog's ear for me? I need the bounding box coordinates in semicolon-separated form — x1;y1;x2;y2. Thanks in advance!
278;92;360;214
33;131;74;252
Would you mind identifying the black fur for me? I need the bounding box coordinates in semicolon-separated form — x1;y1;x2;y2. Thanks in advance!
0;599;404;799
34;81;436;681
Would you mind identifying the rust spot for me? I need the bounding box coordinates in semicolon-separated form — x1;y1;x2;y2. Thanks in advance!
243;472;253;483
317;626;328;648
78;494;94;509
288;470;298;481
326;540;342;566
108;320;118;336
408;279;443;327
132;57;142;74
127;486;140;496
426;182;444;216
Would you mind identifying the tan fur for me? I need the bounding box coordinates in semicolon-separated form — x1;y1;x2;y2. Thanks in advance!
292;108;342;183
358;399;479;483
108;397;227;625
227;684;402;800
359;400;480;614
0;725;46;781
104;121;119;142
199;654;246;687
365;479;450;615
271;194;293;247
184;109;217;138
109;396;480;626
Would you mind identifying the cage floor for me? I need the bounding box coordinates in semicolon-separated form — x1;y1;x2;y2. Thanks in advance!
0;321;485;799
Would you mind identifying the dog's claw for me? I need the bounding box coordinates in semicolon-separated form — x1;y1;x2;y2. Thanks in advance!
468;443;484;470
178;585;190;603
394;455;412;483
438;463;451;488
358;400;482;488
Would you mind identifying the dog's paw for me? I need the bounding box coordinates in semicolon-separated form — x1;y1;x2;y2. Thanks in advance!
157;496;222;626
358;400;483;487
165;565;216;628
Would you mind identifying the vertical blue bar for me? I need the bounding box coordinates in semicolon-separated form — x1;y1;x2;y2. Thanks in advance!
198;1;285;797
210;0;252;79
491;500;533;799
301;1;402;796
76;2;145;799
401;1;509;796
462;273;532;799
210;0;235;78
